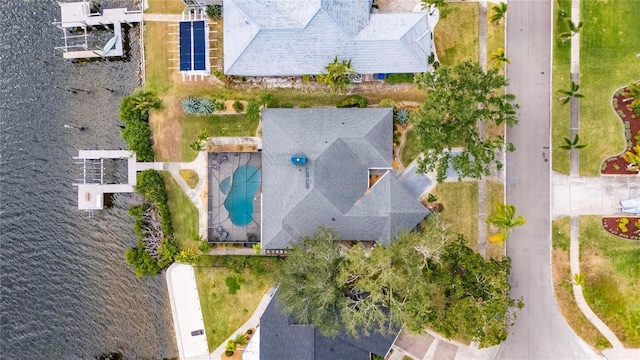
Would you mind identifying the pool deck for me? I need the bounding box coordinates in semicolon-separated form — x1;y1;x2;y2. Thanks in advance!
208;152;262;243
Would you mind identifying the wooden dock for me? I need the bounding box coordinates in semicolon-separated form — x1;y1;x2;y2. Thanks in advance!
53;1;142;59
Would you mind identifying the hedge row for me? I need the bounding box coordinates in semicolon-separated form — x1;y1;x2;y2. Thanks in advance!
194;255;282;274
118;90;160;162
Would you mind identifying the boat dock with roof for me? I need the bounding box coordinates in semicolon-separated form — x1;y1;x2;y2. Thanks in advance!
52;0;142;59
73;150;162;214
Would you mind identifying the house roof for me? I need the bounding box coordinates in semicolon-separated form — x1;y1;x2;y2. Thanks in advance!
259;290;397;360
223;0;434;75
261;108;429;250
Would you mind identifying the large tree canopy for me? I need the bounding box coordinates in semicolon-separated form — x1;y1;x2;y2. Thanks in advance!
273;217;522;346
412;61;519;182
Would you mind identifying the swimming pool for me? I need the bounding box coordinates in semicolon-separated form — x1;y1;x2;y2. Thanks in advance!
224;165;261;226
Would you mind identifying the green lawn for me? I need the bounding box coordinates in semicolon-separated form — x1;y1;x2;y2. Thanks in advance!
551;0;572;174
401;127;421;167
485;180;505;260
432;182;479;251
435;3;479;66
181;114;259;161
179;169;199;189
579;216;640;347
552;217;612;349
195;267;272;351
578;0;640;175
145;0;186;14
160;172;199;251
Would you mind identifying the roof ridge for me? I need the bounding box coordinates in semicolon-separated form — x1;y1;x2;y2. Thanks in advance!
399;14;430;68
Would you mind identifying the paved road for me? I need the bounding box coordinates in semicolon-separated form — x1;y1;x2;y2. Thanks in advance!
498;1;599;358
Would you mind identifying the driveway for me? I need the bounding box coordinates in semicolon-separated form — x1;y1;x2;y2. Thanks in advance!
497;1;599;358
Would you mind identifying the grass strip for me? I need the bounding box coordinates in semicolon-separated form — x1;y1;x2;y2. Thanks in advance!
579;216;640;347
578;0;640;175
160;172;199;250
435;3;479;66
432;182;479;251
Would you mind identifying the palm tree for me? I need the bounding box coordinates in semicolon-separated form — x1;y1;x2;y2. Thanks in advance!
490;47;510;68
486;203;525;244
558;80;584;105
559;134;587;150
622;81;640;108
130;89;161;114
421;0;448;15
490;2;507;25
558;18;583;43
318;56;356;93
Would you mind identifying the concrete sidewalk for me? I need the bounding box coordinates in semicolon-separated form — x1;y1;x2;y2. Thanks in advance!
552;172;640;218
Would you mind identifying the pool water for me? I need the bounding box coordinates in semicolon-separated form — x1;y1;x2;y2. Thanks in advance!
224;165;261;226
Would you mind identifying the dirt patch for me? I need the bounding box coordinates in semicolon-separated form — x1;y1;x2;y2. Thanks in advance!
150;94;182;162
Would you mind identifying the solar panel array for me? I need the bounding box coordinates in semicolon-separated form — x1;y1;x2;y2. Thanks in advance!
179;20;207;72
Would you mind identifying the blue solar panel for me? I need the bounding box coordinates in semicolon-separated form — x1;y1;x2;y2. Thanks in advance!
179;22;191;71
192;21;206;71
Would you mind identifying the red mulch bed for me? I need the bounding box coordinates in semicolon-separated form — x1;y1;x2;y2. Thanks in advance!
602;216;640;240
600;87;640;175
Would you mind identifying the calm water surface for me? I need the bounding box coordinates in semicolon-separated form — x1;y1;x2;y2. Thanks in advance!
0;1;177;358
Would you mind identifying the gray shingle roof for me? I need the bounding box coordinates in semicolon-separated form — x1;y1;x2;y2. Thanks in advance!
223;0;435;75
262;108;428;250
260;290;397;360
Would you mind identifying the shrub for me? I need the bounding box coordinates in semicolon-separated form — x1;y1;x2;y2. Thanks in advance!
246;101;261;121
196;98;213;114
206;4;222;19
393;131;400;146
119;91;160;162
233;333;247;346
427;193;438;202
379;98;396;109
213;98;226;112
336;94;367;108
259;91;275;108
233;100;244;113
302;74;310;82
618;217;629;233
213;68;225;81
385;73;415;83
279;103;294;108
120;120;154;162
199;240;212;254
428;53;436;65
125;239;161;277
298;102;310;109
175;248;197;263
225;276;241;294
394;108;410;124
182;97;199;114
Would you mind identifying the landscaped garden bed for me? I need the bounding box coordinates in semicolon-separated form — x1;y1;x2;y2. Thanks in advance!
600;86;640;175
601;216;640;240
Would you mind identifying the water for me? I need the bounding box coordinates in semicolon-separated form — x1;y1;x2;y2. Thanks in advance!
223;165;260;226
0;1;177;358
